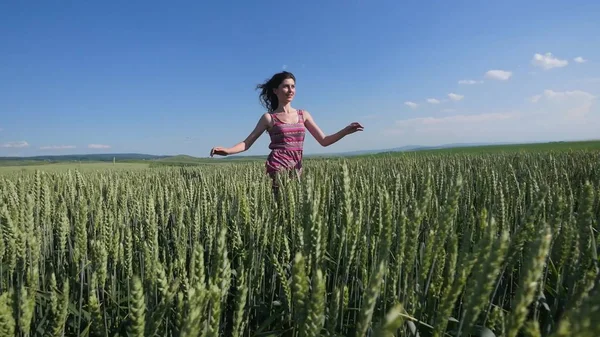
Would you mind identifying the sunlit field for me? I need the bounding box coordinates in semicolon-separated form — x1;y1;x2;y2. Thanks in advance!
0;144;599;336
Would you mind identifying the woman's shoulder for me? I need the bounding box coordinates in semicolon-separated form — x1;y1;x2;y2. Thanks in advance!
298;109;312;119
259;112;275;126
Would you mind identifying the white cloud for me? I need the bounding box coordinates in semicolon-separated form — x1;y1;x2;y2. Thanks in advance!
88;144;111;149
282;64;288;70
485;70;512;81
441;108;456;113
531;52;568;70
1;141;29;148
383;87;598;143
530;94;542;103
448;93;464;101
458;80;483;85
386;113;517;141
40;145;76;150
574;56;587;63
530;89;595;103
405;101;418;109
394;113;513;128
529;89;596;118
427;98;440;104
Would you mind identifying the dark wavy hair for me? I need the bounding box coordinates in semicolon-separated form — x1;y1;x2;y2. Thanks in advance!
256;71;296;112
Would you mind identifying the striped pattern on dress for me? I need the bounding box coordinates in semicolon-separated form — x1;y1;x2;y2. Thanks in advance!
265;109;306;175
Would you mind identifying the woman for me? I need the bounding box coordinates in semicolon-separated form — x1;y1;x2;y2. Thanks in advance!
210;71;363;192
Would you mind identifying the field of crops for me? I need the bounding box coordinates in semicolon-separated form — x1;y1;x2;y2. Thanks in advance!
0;150;599;336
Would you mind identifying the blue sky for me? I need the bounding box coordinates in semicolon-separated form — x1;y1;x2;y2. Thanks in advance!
1;0;599;157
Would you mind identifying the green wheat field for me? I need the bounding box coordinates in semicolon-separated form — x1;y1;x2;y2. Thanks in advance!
0;145;599;336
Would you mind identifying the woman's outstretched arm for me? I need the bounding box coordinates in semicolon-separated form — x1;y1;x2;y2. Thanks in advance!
303;110;363;147
210;113;270;157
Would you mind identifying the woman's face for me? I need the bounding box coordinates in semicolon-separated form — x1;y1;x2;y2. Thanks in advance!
274;78;295;104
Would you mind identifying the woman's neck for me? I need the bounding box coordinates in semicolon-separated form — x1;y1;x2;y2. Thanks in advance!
275;102;294;113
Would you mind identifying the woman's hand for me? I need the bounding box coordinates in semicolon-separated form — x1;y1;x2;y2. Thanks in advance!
343;122;364;135
210;146;230;157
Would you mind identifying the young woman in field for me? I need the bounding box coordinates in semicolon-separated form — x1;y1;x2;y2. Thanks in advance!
209;71;364;192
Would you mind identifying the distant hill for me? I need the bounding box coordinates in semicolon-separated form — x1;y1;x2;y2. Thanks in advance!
2;140;598;166
0;153;170;164
156;154;200;163
313;142;508;157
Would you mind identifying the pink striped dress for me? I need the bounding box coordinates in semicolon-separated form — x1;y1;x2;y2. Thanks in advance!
265;109;306;178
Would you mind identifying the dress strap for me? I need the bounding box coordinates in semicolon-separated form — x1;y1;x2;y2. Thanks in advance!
270;112;281;125
298;109;304;123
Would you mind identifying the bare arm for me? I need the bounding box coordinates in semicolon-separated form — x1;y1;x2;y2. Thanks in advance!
210;113;270;157
303;110;363;147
